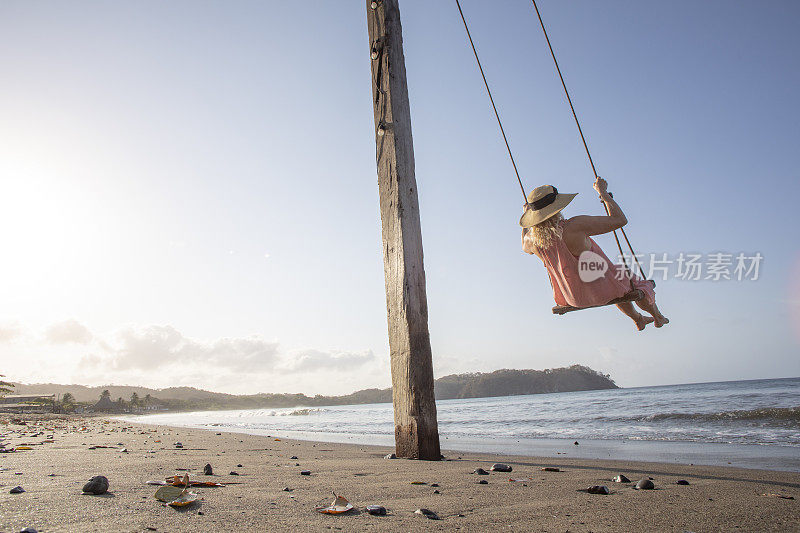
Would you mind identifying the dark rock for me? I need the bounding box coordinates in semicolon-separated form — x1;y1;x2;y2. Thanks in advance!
490;463;512;473
433;489;440;494
612;475;631;483
203;464;213;476
197;511;204;515
366;505;387;516
290;456;298;460
473;468;489;475
477;480;488;485
587;485;610;495
676;479;690;485
541;467;560;472
635;479;655;490
237;464;243;468
384;453;396;459
10;486;25;494
82;476;109;495
300;470;311;476
20;528;38;533
574;441;579;445
430;483;439;487
415;508;439;520
282;487;292;492
229;471;239;476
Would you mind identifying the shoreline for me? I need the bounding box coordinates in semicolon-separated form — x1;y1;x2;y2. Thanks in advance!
2;415;798;532
120;412;800;474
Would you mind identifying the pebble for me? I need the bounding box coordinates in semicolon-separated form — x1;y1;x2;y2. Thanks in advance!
300;470;311;476
574;441;579;446
366;505;387;516
490;463;512;473
541;467;560;472
477;480;488;485
237;464;243;468
473;468;489;475
384;453;397;459
20;528;38;533
290;456;298;460
10;486;25;494
203;464;213;476
635;479;655;490
612;475;631;483
415;508;439;520
587;485;610;495
433;489;440;494
430;483;439;487
676;479;690;485
229;471;239;476
282;487;292;492
82;476;109;495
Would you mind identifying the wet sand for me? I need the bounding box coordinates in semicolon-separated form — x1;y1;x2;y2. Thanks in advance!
1;415;798;532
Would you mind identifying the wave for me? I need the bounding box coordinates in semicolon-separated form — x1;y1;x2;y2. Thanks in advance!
642;406;800;424
286;408;327;416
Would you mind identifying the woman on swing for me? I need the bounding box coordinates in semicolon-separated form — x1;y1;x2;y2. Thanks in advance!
521;177;668;331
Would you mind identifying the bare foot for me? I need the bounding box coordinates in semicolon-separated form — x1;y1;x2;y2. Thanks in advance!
635;314;655;331
654;315;670;328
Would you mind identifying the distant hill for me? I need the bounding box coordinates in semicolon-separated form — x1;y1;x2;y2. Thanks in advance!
11;365;616;411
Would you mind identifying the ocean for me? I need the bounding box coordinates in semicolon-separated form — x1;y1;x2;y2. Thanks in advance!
122;377;800;472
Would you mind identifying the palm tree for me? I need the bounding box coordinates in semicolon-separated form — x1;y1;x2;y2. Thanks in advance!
130;392;140;408
144;394;153;407
100;389;111;400
0;375;13;396
61;392;75;411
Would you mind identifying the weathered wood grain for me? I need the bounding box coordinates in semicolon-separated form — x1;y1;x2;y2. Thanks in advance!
366;0;440;460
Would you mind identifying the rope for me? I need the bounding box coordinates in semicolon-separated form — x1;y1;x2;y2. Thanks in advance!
530;0;648;282
455;0;527;202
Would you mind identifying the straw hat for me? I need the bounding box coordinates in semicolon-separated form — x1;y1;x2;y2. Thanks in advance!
519;185;577;227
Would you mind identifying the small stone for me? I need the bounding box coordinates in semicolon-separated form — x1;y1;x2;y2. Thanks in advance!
433;489;440;494
415;508;439;520
430;483;439;487
366;505;386;516
676;479;690;485
237;464;243;468
197;511;204;515
229;471;239;476
541;467;560;472
20;528;38;533
290;456;298;460
612;475;631;483
282;487;292;492
574;441;579;446
587;485;610;495
300;470;311;476
477;480;488;484
490;463;512;473
635;479;655;490
82;475;109;495
10;486;25;494
384;453;396;459
473;468;489;475
203;464;213;476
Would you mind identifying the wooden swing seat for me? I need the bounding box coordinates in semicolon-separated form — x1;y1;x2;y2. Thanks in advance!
552;289;645;315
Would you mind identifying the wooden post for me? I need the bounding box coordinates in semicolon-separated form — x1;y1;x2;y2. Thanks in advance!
366;0;441;460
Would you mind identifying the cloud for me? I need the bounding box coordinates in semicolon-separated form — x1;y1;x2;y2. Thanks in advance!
85;325;281;373
45;319;93;344
0;322;22;342
281;349;375;373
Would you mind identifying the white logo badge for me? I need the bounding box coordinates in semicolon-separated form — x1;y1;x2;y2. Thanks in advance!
578;250;608;282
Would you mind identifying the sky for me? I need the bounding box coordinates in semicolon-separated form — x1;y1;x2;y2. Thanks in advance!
0;1;798;396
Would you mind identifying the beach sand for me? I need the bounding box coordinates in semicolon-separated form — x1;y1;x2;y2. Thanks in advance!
1;415;798;532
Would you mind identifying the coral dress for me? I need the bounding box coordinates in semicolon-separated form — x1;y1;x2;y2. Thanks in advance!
527;223;655;308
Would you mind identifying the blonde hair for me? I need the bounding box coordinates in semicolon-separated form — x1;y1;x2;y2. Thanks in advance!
522;213;564;252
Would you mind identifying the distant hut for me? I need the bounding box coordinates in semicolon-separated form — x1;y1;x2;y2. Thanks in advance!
92;395;122;413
